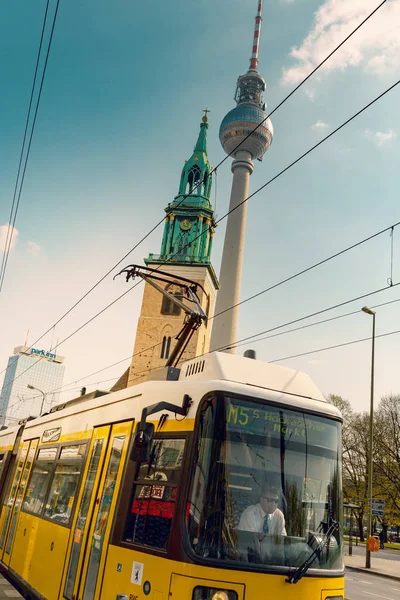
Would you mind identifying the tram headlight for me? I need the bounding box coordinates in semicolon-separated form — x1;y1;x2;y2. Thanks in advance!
212;593;229;600
192;586;238;600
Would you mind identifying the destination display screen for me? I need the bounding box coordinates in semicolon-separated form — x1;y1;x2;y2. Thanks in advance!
226;397;339;451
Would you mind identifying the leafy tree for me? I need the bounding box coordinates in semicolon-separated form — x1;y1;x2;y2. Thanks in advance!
327;394;368;540
373;395;400;538
328;393;400;540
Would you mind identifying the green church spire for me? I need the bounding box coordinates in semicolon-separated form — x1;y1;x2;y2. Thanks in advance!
193;107;210;153
147;112;217;270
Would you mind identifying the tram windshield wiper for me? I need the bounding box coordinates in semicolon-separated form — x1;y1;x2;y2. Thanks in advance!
286;520;339;584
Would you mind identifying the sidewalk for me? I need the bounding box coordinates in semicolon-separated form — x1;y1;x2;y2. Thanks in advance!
344;552;400;581
0;574;22;599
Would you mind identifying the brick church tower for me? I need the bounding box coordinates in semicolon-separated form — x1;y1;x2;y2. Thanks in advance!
113;113;218;389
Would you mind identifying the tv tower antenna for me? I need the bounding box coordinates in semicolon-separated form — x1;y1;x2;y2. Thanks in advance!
210;0;273;353
249;1;263;72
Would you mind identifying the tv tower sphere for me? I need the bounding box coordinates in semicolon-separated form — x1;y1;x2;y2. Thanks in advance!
220;87;273;160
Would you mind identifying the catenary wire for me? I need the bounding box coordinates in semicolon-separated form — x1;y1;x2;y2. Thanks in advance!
210;223;400;321
47;339;164;396
232;288;400;351
33;281;400;403
0;0;51;285
269;328;400;364
213;283;400;352
0;0;61;293
0;283;141;393
2;77;399;394
3;0;387;363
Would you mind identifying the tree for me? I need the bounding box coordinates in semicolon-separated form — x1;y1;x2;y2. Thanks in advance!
328;392;400;539
374;395;400;537
327;394;368;540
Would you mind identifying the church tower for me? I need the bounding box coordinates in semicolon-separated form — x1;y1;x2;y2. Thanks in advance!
116;113;218;388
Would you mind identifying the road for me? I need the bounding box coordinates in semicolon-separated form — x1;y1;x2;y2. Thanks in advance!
347;544;400;562
345;571;400;600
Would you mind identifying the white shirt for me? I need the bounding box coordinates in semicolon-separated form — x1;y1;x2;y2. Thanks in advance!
238;503;287;536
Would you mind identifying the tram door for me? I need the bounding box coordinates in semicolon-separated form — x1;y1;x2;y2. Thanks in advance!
0;438;38;565
61;421;133;600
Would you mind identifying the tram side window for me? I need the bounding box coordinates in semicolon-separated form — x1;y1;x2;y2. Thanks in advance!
22;447;57;516
22;444;86;526
123;437;185;550
44;444;86;526
0;452;9;505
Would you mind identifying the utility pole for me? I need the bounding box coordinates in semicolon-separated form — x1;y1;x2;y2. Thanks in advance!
362;306;376;569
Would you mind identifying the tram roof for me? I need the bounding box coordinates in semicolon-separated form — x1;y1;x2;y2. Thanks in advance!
0;353;341;444
179;352;327;403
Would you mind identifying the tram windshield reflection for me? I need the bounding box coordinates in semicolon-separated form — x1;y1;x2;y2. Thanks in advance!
187;395;343;572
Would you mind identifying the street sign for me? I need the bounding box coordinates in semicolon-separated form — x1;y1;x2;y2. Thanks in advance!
371;498;385;516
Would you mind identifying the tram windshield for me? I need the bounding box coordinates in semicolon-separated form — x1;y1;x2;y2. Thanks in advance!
187;395;343;572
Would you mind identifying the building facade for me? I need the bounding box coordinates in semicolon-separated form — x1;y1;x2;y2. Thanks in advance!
0;346;65;425
113;114;218;389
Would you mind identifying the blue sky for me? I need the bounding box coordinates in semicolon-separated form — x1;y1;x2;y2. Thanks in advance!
1;0;400;413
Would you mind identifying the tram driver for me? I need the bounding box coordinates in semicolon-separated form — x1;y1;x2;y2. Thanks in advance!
238;484;287;536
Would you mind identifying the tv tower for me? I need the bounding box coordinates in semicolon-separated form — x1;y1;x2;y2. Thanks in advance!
210;0;273;353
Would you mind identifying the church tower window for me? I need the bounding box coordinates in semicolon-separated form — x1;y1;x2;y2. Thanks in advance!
161;284;183;316
165;336;171;359
187;165;201;194
160;336;172;359
161;336;166;359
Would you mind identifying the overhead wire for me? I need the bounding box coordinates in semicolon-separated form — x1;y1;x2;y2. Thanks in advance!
0;0;51;285
229;285;400;351
1;0;388;369
215;283;400;352
0;0;61;293
2;75;399;395
210;222;400;321
45;339;164;396
35;282;400;403
269;328;400;364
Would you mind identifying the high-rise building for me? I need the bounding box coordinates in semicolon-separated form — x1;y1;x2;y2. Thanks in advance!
0;346;65;425
113;112;218;389
210;0;273;352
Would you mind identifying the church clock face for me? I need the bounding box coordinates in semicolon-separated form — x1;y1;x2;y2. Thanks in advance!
180;219;192;231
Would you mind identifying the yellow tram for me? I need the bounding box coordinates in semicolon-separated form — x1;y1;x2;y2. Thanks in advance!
0;351;344;600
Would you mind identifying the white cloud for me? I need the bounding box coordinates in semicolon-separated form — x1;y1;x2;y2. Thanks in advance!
312;120;329;131
26;241;41;257
0;224;19;254
282;0;400;85
305;88;316;102
364;128;397;146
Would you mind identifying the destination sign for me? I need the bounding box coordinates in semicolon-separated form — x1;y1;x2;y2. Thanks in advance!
226;398;338;450
42;427;62;443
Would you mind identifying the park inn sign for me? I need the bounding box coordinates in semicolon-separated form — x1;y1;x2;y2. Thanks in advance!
30;347;56;360
14;345;65;364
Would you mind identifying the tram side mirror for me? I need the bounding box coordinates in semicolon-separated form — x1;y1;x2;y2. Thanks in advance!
131;421;155;463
